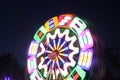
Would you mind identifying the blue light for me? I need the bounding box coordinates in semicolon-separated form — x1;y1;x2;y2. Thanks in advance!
5;77;10;80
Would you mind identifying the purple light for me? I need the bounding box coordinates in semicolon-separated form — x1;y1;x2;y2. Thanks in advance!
78;49;93;70
5;77;10;80
78;29;93;50
28;40;39;56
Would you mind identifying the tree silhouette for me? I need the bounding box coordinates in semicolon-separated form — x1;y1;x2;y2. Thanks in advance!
0;52;25;80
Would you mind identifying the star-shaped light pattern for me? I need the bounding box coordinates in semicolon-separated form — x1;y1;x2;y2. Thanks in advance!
37;28;79;79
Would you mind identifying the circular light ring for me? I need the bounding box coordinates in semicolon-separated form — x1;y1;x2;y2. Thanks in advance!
27;14;94;80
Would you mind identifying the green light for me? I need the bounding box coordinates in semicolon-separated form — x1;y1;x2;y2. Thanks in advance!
34;25;47;43
69;17;87;35
30;70;43;80
37;69;44;79
76;65;86;80
83;35;88;44
30;70;38;80
67;65;86;80
27;13;93;80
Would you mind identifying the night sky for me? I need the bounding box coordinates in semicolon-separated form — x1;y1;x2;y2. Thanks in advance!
0;0;119;65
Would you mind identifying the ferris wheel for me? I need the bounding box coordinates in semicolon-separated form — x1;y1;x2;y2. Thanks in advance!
27;13;94;80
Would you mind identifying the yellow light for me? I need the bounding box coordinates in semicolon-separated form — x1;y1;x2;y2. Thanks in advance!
29;41;38;56
82;51;87;66
44;16;58;32
86;51;92;67
79;52;84;65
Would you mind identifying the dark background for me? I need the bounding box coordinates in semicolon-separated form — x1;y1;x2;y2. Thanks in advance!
0;0;120;79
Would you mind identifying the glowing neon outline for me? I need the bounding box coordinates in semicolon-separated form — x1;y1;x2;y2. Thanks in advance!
78;49;93;70
28;13;94;80
27;56;37;74
69;17;87;35
78;29;93;50
34;25;47;43
30;70;43;80
37;28;79;77
28;40;39;56
67;65;86;80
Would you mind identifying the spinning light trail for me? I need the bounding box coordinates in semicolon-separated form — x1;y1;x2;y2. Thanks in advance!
27;13;94;80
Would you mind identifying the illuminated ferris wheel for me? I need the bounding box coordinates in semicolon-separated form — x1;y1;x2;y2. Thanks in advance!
27;13;94;80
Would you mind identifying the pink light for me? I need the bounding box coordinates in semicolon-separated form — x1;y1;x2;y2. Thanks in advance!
78;29;93;50
27;56;37;74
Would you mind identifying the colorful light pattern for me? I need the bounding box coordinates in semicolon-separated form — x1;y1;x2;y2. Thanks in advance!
58;14;74;27
27;56;37;74
66;65;86;80
37;28;79;78
34;25;47;43
28;40;39;56
45;16;58;32
78;49;93;70
27;13;94;80
78;29;93;50
69;17;87;35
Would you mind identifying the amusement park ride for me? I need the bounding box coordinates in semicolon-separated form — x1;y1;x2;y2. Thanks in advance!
27;13;94;80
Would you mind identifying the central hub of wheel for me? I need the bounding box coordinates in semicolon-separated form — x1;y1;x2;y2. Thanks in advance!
48;50;59;60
